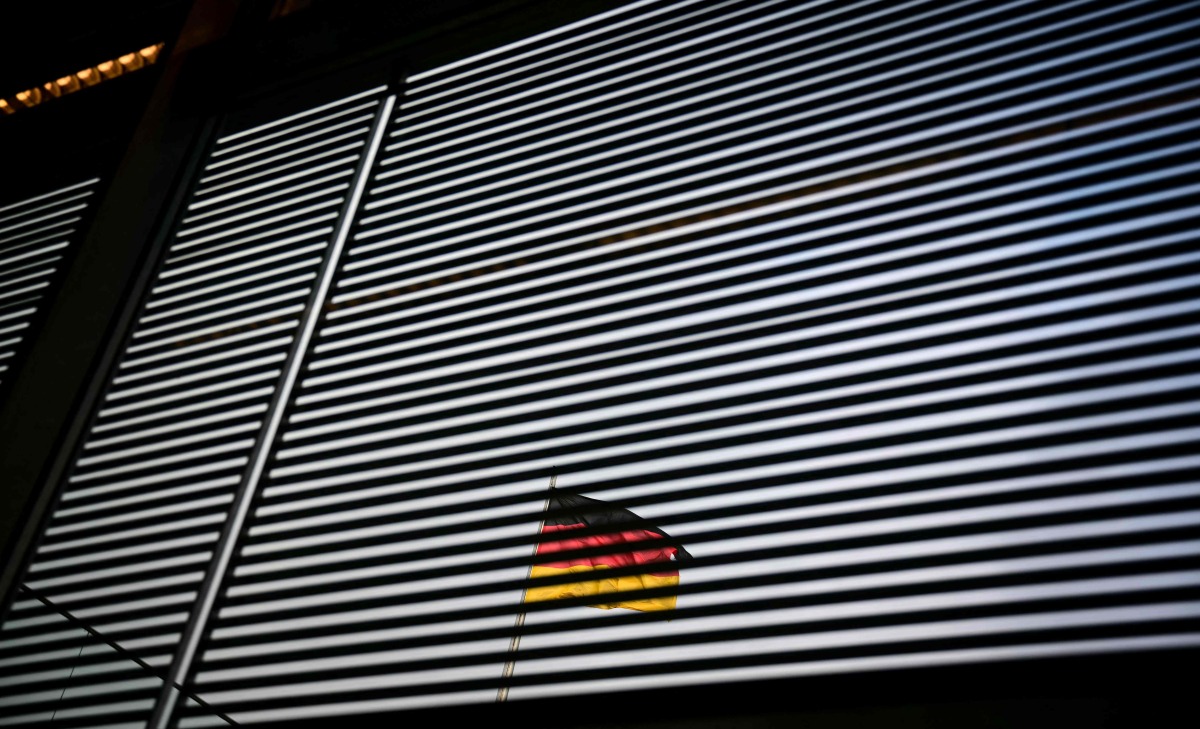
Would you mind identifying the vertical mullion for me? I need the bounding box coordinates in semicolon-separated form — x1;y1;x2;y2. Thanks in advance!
148;92;399;729
0;115;221;627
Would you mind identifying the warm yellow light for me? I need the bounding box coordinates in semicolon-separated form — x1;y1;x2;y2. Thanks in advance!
96;60;121;79
56;75;81;94
2;41;162;114
15;88;41;107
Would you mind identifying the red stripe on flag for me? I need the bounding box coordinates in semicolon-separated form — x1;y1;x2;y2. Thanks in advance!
535;523;680;577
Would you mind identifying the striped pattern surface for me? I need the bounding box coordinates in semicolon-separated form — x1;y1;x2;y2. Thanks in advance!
0;89;386;728
0;179;100;397
526;491;687;611
528;525;684;611
179;0;1200;723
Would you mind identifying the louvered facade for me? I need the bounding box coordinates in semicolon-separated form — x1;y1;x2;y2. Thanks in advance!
2;0;1198;727
0;180;101;402
0;87;391;727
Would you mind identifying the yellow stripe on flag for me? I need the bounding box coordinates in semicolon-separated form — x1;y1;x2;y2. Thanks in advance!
528;564;680;611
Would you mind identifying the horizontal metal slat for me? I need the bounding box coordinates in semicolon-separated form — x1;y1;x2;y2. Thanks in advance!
0;179;99;395
187;0;1200;720
0;89;387;727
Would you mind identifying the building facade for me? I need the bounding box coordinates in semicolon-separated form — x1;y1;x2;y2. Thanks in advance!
2;0;1198;726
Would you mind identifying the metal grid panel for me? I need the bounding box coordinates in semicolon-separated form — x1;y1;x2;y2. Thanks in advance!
0;88;387;729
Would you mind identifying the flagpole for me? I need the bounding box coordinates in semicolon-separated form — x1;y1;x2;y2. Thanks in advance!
496;472;556;703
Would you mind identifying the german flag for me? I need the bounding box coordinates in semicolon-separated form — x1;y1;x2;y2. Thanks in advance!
526;490;690;611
